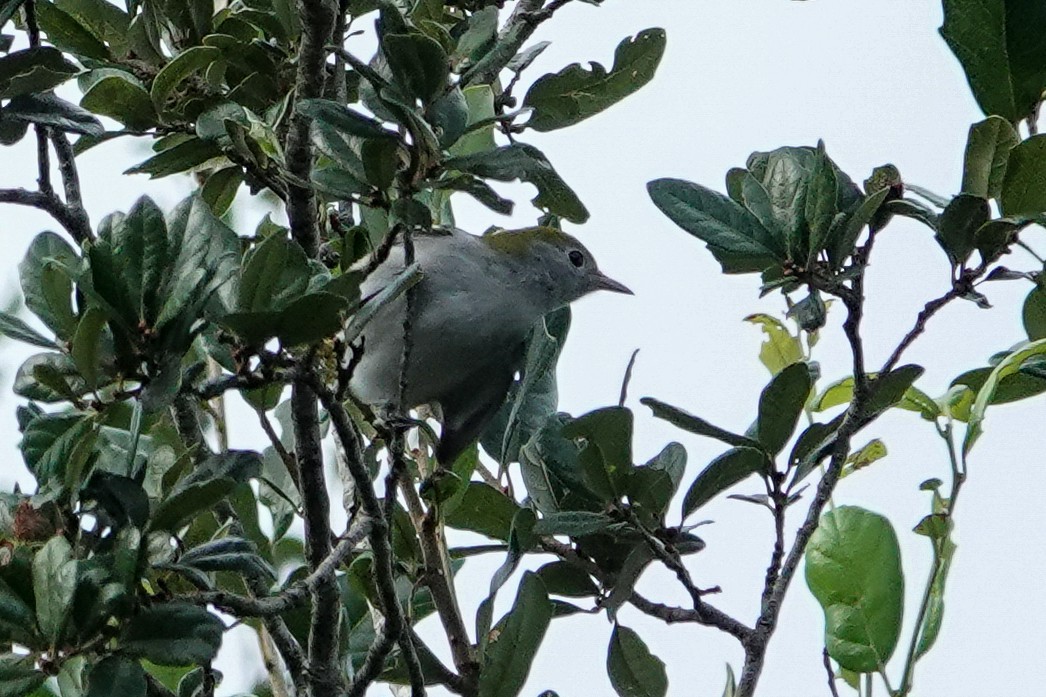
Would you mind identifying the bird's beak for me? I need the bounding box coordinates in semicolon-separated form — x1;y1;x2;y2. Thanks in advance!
594;272;633;295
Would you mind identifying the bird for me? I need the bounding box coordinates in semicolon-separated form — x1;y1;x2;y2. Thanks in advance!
348;226;632;464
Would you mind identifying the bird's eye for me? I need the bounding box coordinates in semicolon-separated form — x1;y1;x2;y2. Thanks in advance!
568;250;585;268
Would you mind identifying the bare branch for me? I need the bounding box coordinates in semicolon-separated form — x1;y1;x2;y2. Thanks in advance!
0;188;92;246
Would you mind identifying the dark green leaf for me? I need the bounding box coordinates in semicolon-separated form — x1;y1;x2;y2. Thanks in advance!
297;98;398;140
936;194;989;264
119;603;224;666
85;656;146;697
125;138;221;178
562;406;634;498
19;411;94;485
383;32;448;104
80;70;157;130
2;92;104;136
478;572;552;697
607;625;667;697
32;535;77;643
627;442;686;523
200;166;242;217
914;536;955;661
524;28;666;132
0;654;45;697
1001;135;1046;216
53;0;129;54
34;0;110;60
641;397;762;450
446;144;588;223
961;116;1019;199
179;537;275;582
1024;286;1046;340
749;362;812;455
150;46;221;111
682;446;767;518
444;482;520;541
940;0;1046;121
19;231;78;340
963;339;1046;454
0;46;79;99
532;511;614;537
535;561;598;598
647;178;783;274
0;311;58;349
805;506;904;673
828;187;890;267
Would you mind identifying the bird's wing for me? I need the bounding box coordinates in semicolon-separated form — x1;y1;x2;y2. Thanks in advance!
434;343;523;464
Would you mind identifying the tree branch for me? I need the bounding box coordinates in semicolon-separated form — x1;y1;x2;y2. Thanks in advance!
461;0;569;87
0;188;92;246
285;0;335;258
291;369;342;697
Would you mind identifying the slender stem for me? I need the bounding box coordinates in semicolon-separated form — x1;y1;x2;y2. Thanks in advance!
0;188;92;246
822;648;841;697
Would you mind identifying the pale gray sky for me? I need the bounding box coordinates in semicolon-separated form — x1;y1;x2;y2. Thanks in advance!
3;2;1044;696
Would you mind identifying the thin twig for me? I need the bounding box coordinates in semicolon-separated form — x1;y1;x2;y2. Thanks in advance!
48;131;92;241
823;648;842;697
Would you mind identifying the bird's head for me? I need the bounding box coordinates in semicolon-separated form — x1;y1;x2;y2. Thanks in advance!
482;227;632;310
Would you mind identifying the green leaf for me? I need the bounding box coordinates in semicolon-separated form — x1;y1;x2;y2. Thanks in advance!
200;166;242;217
647;178;784;274
119;603;224;666
744;313;803;375
13;351;88;403
535;561;598;598
178;537;274;582
1000;135;1046;216
627;442;686;524
383;31;449;104
964;338;1046;455
2;92;103;136
444;482;520;541
360;137;400;189
80;70;157;130
940;0;1046;122
446;143;588;223
936;194;989;264
961;116;1020;199
0;46;79;99
34;0;110;60
1024;286;1046;340
0;311;58;349
532;511;614;537
85;656;146;697
682;446;767;518
150;45;221;111
125;138;221;178
19;231;79;340
749;362;812;455
482;307;569;465
607;625;668;697
914;537;956;661
20;411;94;486
0;654;45;697
562;406;633;498
524;28;666;132
236;234;311;313
478;572;552;697
829;187;891;268
53;0;129;54
32;535;78;644
297;98;398;140
805;506;904;673
641;397;763;451
450;84;495;156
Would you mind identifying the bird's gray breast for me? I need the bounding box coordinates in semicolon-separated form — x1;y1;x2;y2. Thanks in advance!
348;232;540;411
